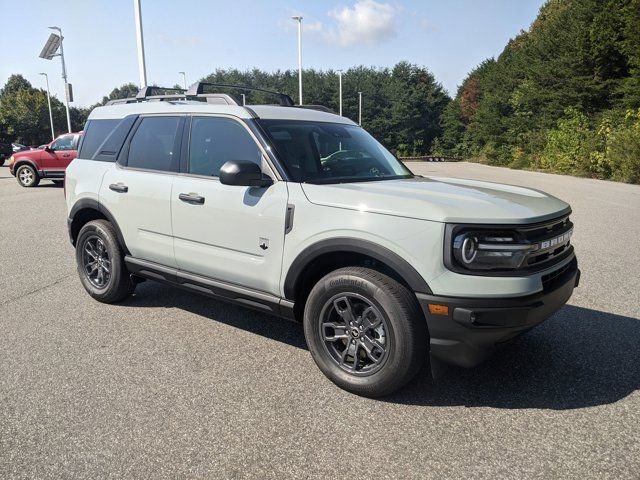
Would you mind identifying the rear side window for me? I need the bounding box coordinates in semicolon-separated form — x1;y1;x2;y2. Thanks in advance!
188;116;262;177
127;116;181;172
78;119;119;159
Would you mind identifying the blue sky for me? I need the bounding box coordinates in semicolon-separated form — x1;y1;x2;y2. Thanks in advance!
1;0;545;106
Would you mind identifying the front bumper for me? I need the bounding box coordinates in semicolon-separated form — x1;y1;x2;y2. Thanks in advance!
416;257;579;368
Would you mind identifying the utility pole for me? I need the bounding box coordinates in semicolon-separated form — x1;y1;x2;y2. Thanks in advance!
48;26;71;133
179;71;187;90
39;73;55;140
291;16;303;105
338;70;343;116
358;91;362;125
133;0;148;88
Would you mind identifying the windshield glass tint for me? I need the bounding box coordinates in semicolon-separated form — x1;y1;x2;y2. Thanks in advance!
258;120;413;183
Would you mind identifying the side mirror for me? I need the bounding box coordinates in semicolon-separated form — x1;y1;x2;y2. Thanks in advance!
44;145;53;152
219;160;273;187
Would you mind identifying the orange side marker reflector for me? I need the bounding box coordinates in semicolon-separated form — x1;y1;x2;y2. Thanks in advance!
428;304;449;316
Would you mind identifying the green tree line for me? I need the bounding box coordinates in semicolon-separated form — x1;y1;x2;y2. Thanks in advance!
0;63;449;157
435;0;640;183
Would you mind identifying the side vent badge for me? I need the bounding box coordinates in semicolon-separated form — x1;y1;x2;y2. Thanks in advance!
259;237;270;250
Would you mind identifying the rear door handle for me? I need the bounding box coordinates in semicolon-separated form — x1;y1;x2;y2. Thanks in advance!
109;183;128;193
179;193;205;205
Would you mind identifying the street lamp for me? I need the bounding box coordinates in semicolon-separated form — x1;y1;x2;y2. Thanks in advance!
338;70;343;116
133;0;148;88
358;91;362;125
47;26;72;133
178;71;187;90
39;73;55;141
291;15;303;105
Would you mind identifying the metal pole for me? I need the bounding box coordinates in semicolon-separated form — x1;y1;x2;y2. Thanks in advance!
338;70;343;116
292;16;303;105
39;73;55;140
241;93;246;106
179;71;186;90
49;26;71;132
133;0;148;88
358;91;362;125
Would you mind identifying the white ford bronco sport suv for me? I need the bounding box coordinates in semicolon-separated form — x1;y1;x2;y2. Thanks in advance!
65;84;579;397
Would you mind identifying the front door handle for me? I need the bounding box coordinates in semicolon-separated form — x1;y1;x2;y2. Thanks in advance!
109;183;128;193
179;193;205;205
62;154;71;158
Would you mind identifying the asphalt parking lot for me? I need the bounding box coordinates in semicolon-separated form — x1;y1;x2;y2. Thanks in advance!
1;162;639;479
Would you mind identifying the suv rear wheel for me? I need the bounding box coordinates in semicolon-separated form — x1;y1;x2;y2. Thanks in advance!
16;164;40;187
303;267;427;397
76;220;134;303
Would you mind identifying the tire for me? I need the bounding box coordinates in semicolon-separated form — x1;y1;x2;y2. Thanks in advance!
76;219;134;303
16;164;40;187
52;180;64;187
303;267;427;397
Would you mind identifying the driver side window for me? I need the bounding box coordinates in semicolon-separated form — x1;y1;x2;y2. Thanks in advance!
51;135;74;151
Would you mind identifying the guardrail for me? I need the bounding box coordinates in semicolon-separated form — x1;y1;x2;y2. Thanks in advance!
399;155;460;162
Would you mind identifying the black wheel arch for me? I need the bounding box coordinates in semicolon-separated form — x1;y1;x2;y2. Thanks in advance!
283;237;432;302
68;198;130;254
13;160;40;176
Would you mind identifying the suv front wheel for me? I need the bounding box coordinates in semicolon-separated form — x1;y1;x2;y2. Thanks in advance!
76;220;134;303
304;267;427;397
16;164;40;187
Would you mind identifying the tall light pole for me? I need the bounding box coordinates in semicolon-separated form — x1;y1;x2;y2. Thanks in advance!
178;71;187;90
39;73;55;141
358;91;362;125
48;26;71;133
133;0;148;88
338;70;343;116
291;16;303;105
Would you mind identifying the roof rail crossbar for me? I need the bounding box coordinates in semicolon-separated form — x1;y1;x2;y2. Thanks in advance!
186;82;294;106
136;86;186;100
105;97;138;105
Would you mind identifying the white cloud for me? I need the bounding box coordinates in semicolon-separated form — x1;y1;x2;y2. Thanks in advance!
325;0;399;47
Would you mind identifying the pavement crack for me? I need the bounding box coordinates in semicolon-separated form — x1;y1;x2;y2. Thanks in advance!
0;273;74;307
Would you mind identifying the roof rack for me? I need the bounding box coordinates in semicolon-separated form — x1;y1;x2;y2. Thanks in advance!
136;85;186;100
104;83;335;113
186;82;295;107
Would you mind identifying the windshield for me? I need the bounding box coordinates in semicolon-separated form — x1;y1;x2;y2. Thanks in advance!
258;120;413;184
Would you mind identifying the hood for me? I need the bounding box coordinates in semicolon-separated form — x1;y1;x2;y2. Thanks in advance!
300;176;571;224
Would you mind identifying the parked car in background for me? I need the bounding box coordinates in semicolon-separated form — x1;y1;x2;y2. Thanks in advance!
12;143;31;152
8;132;82;187
0;142;12;166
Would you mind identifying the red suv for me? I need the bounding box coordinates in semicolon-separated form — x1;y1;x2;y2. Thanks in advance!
8;132;82;187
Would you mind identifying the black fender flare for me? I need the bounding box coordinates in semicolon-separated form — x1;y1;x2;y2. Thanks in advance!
12;159;41;176
283;237;432;300
68;198;130;254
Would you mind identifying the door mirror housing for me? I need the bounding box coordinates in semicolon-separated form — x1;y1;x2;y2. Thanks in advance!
44;145;54;152
219;160;273;187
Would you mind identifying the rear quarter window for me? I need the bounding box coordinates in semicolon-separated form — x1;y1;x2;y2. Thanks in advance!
78;119;119;159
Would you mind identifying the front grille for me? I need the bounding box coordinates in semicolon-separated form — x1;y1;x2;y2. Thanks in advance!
518;215;574;270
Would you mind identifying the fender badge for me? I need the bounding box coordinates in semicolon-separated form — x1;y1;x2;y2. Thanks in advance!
259;237;269;250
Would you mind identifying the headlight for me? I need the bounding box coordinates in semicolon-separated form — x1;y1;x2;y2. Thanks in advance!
452;231;530;270
446;218;574;274
8;155;14;165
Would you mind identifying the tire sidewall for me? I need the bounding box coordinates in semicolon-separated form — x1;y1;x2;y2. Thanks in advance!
304;270;418;395
76;221;126;301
